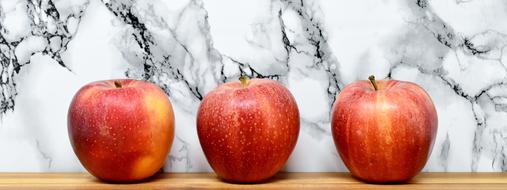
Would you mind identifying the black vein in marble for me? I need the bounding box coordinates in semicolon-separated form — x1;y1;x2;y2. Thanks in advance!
280;0;343;105
224;55;281;80
0;33;18;116
103;0;214;101
0;0;89;117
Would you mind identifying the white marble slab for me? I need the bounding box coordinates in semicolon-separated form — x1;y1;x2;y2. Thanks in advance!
1;0;506;172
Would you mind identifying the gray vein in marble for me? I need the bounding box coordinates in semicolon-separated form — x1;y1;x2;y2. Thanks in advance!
491;131;505;171
300;118;330;139
167;136;192;172
456;0;474;4
35;139;52;170
439;133;451;172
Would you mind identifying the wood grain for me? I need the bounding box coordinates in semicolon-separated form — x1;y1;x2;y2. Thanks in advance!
0;172;506;190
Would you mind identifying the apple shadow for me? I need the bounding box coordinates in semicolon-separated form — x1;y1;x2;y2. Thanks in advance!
349;174;413;185
90;171;164;184
216;172;290;185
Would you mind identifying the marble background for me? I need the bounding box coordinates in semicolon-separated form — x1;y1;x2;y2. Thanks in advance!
0;0;506;172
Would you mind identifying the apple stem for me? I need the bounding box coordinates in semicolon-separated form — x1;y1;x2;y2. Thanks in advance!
239;75;249;87
114;81;122;88
368;75;378;91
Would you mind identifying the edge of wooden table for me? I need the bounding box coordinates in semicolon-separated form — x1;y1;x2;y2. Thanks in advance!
0;172;506;189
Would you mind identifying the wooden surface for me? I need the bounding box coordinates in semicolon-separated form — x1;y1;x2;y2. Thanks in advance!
0;172;506;189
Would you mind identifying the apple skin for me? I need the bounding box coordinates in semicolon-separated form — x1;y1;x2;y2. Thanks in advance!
197;78;299;183
331;78;437;183
68;79;174;182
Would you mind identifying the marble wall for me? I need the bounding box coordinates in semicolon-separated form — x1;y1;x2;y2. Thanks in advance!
1;0;506;172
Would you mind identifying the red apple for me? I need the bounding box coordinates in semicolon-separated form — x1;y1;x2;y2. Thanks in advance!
331;75;437;183
68;79;174;182
197;77;299;183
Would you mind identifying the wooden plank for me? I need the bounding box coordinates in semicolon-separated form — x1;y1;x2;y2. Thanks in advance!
0;172;506;190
